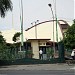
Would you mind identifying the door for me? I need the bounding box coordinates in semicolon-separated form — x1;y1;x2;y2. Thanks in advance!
39;46;47;60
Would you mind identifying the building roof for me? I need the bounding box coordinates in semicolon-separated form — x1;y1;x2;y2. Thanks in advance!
25;20;70;31
27;39;50;42
1;20;72;43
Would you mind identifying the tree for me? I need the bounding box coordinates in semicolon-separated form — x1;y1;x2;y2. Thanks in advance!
63;20;75;49
0;32;15;60
0;32;8;60
0;32;6;44
0;0;13;60
0;0;13;17
13;32;21;42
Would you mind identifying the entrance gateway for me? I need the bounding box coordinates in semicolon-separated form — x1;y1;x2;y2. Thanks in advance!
27;39;52;60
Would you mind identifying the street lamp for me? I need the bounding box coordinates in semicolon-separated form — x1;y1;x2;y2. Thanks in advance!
53;0;58;43
48;4;56;58
31;20;39;39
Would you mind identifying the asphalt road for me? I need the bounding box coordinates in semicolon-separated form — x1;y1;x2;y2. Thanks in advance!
0;70;75;75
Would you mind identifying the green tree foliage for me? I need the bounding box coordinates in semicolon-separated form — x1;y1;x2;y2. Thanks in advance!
0;0;13;17
0;32;6;44
13;32;21;42
0;0;13;60
46;48;54;60
0;32;15;60
0;32;8;60
63;20;75;49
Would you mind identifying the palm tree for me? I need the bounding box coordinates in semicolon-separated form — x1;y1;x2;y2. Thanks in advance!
0;0;13;17
13;32;21;42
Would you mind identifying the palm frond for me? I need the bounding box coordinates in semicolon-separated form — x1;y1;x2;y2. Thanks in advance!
0;0;13;17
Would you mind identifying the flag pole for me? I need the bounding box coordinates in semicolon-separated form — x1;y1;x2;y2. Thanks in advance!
20;0;24;50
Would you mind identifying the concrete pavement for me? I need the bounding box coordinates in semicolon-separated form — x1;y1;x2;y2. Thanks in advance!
0;63;75;71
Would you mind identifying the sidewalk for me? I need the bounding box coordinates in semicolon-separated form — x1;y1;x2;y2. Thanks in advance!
0;64;75;71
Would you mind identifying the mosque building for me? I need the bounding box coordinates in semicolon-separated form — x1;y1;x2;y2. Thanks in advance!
2;20;72;59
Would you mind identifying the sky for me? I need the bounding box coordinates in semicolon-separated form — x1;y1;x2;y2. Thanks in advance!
0;0;74;30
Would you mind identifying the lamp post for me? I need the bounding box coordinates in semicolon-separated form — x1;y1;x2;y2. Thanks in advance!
48;4;56;57
54;0;58;43
31;20;39;39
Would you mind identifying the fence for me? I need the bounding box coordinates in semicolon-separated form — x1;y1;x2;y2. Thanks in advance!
65;49;72;58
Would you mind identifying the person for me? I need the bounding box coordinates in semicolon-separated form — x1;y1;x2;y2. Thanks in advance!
39;49;43;60
71;49;75;60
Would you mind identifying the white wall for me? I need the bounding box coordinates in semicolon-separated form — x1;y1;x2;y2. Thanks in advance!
1;20;71;43
26;21;63;42
31;41;39;59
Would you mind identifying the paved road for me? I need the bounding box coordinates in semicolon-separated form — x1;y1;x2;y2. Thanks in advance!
0;64;75;75
0;64;74;70
0;70;75;75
